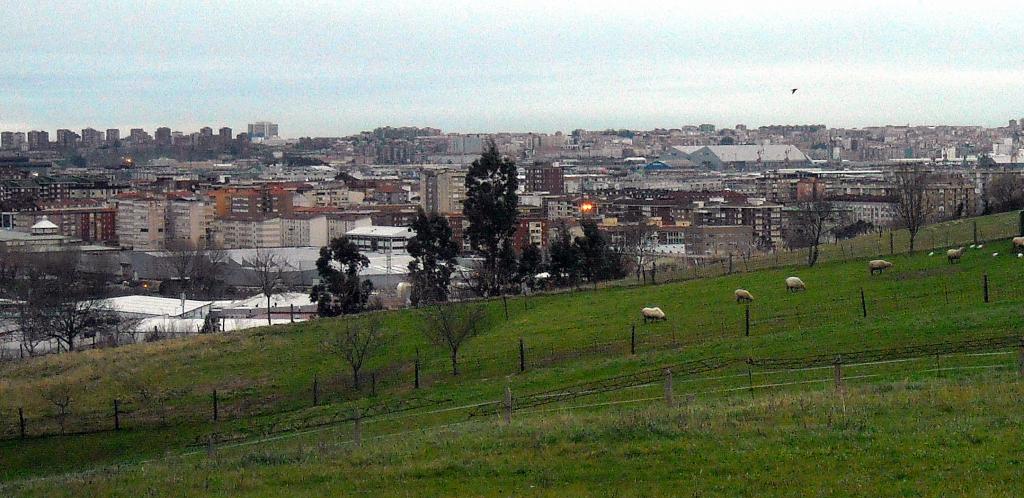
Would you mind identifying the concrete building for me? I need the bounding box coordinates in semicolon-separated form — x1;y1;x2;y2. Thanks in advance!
282;213;328;247
115;195;168;250
215;214;283;249
13;199;117;243
247;122;279;139
665;145;811;171
525;162;565;194
165;196;215;248
345;225;415;254
419;169;466;214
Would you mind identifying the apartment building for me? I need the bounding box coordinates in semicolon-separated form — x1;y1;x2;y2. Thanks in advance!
282;213;328;247
115;195;168;250
419;169;466;214
214;214;283;249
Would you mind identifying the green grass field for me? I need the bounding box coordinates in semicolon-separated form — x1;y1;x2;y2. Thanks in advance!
1;211;1023;495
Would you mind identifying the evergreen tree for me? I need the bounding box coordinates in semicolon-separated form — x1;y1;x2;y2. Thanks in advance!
310;237;373;317
574;220;626;287
517;243;544;292
462;143;518;296
549;224;581;288
407;208;459;305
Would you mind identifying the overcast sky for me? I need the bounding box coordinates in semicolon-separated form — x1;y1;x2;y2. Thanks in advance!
1;0;1022;136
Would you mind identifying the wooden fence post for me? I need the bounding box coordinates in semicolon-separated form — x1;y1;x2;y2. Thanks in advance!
984;274;989;303
18;407;25;438
312;374;320;406
353;407;362;447
290;304;295;323
744;305;750;337
371;373;377;397
889;232;894;255
630;324;636;355
212;389;219;422
503;385;513;424
860;288;867;318
664;369;675;408
973;220;978;245
113;399;121;431
728;254;733;274
519;337;525;373
206;435;216;459
833;356;844;393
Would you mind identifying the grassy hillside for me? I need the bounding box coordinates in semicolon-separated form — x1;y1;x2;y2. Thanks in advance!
6;368;1024;496
1;211;1022;487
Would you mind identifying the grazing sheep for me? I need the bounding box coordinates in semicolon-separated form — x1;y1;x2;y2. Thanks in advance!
978;244;984;249
641;307;667;323
734;289;754;303
785;276;806;293
947;247;965;264
868;259;893;275
928;251;935;256
1013;236;1024;253
992;252;999;257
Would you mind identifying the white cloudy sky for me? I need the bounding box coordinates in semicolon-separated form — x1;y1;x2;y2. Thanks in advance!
1;0;1022;136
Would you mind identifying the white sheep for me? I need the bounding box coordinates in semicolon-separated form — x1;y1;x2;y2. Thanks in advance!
977;244;984;249
734;289;754;303
928;251;935;256
641;307;667;323
1013;236;1024;253
947;247;965;264
868;259;893;275
992;252;999;257
785;276;806;293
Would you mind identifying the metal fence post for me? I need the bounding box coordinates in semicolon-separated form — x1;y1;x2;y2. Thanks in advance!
664;369;675;408
860;288;867;318
744;305;750;337
1017;342;1024;376
984;274;989;303
353;407;362;447
113;399;120;431
630;324;636;355
519;337;525;373
504;385;513;424
833;356;844;393
414;348;421;389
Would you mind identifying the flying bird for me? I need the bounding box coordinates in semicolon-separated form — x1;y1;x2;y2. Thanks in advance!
791;88;798;94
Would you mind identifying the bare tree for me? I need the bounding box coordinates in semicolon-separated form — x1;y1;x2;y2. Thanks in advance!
788;192;842;267
322;315;389;390
10;251;118;352
245;247;286;326
892;167;934;252
420;303;486;376
160;239;202;296
622;221;657;283
42;384;73;435
987;173;1024;213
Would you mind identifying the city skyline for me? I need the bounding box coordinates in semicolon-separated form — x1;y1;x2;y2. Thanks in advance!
2;1;1023;136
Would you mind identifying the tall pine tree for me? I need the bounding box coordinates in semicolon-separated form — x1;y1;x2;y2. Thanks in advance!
462;143;518;296
407;208;459;305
